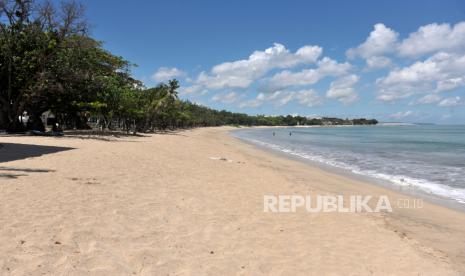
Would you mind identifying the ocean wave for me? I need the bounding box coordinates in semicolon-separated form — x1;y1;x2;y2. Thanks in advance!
239;136;465;205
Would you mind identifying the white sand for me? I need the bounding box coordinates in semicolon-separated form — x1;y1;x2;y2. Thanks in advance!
1;127;464;275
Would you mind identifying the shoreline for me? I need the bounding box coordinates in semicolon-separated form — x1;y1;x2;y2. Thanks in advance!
1;127;465;274
230;127;465;212
226;126;465;272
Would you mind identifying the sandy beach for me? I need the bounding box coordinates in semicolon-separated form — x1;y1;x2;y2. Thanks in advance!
1;126;465;275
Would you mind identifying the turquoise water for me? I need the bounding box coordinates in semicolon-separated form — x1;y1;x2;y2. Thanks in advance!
232;125;465;205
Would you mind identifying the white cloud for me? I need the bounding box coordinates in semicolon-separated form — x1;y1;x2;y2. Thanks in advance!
416;94;442;104
152;67;185;82
196;43;322;90
257;91;292;107
211;91;239;104
179;84;202;94
436;77;465;92
252;91;286;106
275;92;296;106
438;96;463;107
265;57;352;91
295;45;325;62
196;71;252;90
348;21;465;59
294;89;323;107
173;21;465;112
398;22;465;57
376;52;465;101
346;23;399;59
326;75;360;105
389;110;413;119
365;56;392;70
239;98;263;108
317;57;353;75
239;89;322;108
267;69;320;88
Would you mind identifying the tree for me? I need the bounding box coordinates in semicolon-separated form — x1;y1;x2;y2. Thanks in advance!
0;0;37;131
0;0;379;133
0;0;90;131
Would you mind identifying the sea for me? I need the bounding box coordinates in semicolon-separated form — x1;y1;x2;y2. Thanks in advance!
232;125;465;208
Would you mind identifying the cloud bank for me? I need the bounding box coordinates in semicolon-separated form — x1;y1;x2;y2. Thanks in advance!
152;20;465;120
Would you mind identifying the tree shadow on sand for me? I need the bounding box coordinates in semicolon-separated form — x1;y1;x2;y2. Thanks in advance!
0;166;57;179
0;173;28;179
63;130;148;141
62;129;189;140
0;167;55;179
0;143;67;179
0;143;74;163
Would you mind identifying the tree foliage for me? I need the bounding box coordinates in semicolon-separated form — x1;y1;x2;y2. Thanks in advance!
0;0;377;133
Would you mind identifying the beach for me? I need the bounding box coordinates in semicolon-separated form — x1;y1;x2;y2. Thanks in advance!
1;126;465;275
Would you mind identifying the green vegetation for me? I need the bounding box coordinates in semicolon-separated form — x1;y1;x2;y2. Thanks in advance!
0;0;377;133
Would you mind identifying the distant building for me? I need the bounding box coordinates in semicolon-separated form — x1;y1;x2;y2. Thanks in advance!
41;111;55;126
18;112;29;125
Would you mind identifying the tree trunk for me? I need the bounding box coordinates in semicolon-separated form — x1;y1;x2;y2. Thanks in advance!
75;115;91;130
0;109;7;130
27;112;45;132
4;105;25;132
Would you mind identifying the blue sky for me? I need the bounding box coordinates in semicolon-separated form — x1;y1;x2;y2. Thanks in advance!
78;0;465;123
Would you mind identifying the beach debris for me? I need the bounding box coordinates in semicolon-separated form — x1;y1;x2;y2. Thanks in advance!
30;130;64;137
210;251;214;254
54;241;61;245
209;156;233;162
69;177;100;185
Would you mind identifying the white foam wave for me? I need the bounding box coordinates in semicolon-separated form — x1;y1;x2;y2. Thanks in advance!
241;137;465;205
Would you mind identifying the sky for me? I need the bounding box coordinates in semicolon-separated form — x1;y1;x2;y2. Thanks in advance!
77;0;465;123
